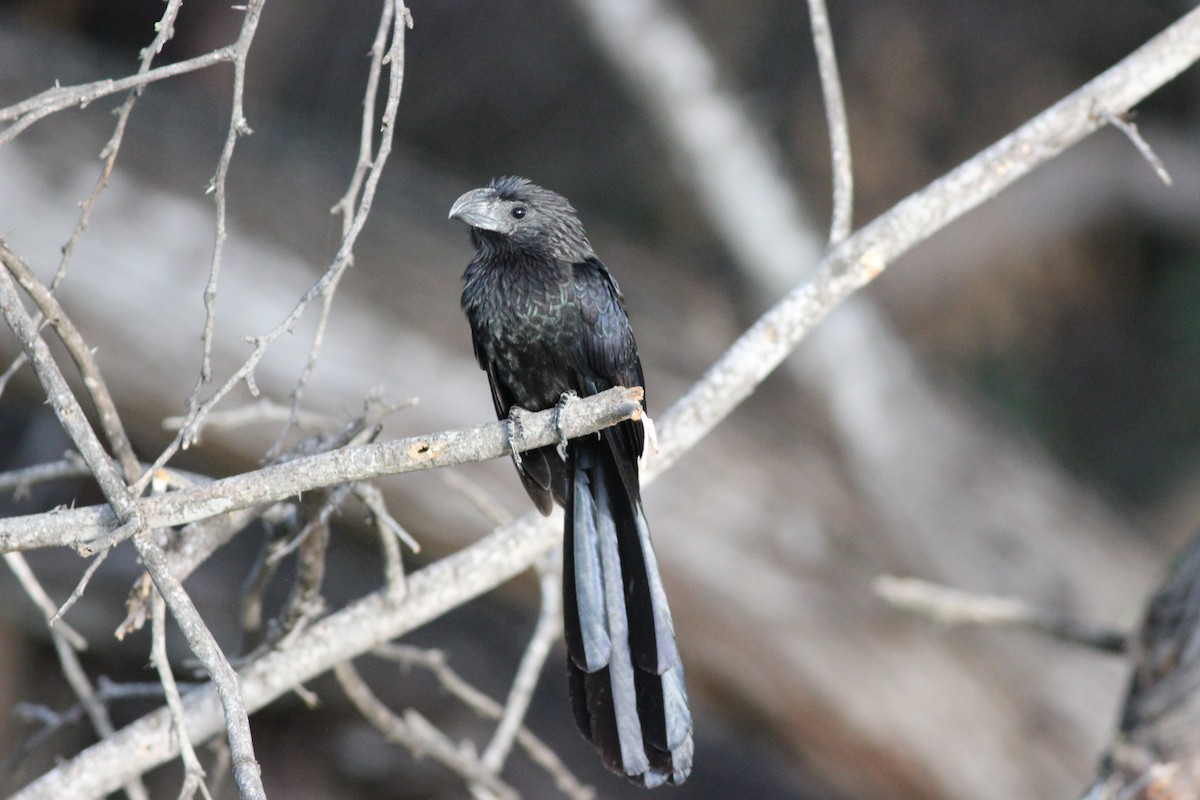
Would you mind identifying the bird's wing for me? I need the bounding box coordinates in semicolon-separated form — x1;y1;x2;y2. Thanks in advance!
572;257;646;462
470;321;557;514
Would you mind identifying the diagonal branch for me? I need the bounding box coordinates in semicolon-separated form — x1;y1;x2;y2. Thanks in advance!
0;49;236;146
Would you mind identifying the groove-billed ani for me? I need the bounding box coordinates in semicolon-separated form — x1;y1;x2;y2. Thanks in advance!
450;177;693;786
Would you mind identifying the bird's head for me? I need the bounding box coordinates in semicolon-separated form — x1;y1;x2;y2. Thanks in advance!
449;176;593;261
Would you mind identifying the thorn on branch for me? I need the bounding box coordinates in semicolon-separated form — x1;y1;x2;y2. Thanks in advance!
1097;107;1173;185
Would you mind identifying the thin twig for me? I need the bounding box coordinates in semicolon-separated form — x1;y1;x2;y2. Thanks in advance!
0;453;90;496
51;548;109;626
157;0;412;481
334;660;519;800
196;0;266;386
1096;108;1173;185
270;0;399;456
150;591;212;800
4;554;88;651
373;645;593;799
56;0;185;286
0;48;236;146
570;0;824;290
480;551;562;774
0;1;184;397
0;245;138;521
0;240;263;798
1;244;139;477
805;0;853;244
3;554;150;800
265;484;350;565
353;482;415;598
133;531;266;800
874;575;1128;653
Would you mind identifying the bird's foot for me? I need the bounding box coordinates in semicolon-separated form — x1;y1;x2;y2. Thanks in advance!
553;391;578;461
506;406;532;469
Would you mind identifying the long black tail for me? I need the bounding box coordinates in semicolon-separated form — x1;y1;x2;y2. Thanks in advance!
562;427;693;786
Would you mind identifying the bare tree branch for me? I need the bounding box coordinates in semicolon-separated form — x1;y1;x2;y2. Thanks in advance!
334;661;519;800
0;241;266;799
0;48;237;146
646;5;1200;477
479;552;562;775
805;0;854;244
158;0;412;478
371;645;593;800
0;386;645;552
874;574;1128;653
196;0;266;386
0;244;139;477
1096;108;1173;186
150;591;212;800
3;554;149;800
271;0;403;457
10;8;1200;795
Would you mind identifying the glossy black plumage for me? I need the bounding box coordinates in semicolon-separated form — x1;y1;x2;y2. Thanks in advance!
451;177;693;786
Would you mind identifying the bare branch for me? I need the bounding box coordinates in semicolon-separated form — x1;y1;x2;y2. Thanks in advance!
132;531;265;800
480;552;562;775
50;549;109;627
0;244;138;522
1;244;139;477
272;0;401;455
0;239;264;797
372;645;593;800
150;591;211;800
354;482;414;597
805;0;854;244
56;0;185;284
647;5;1200;477
0;453;90;496
874;575;1128;653
158;0;412;478
334;661;519;800
196;0;266;386
0;386;646;552
5;554;88;651
3;553;149;800
0;1;186;396
0;48;237;146
570;0;823;291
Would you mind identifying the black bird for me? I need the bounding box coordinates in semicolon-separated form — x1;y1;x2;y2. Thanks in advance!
450;177;692;786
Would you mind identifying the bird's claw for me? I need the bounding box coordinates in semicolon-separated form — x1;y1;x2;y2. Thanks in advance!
553;391;577;461
506;407;529;470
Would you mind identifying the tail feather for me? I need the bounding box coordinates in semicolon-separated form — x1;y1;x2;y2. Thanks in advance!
563;431;693;786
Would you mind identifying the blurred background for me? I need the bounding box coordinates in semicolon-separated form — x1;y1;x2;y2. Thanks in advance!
0;0;1199;797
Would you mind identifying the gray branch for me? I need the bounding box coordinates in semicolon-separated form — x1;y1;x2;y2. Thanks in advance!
0;385;644;553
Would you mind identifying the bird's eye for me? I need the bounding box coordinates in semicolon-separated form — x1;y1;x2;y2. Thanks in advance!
510;205;527;220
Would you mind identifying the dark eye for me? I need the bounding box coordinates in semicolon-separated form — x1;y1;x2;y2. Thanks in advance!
510;205;527;219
